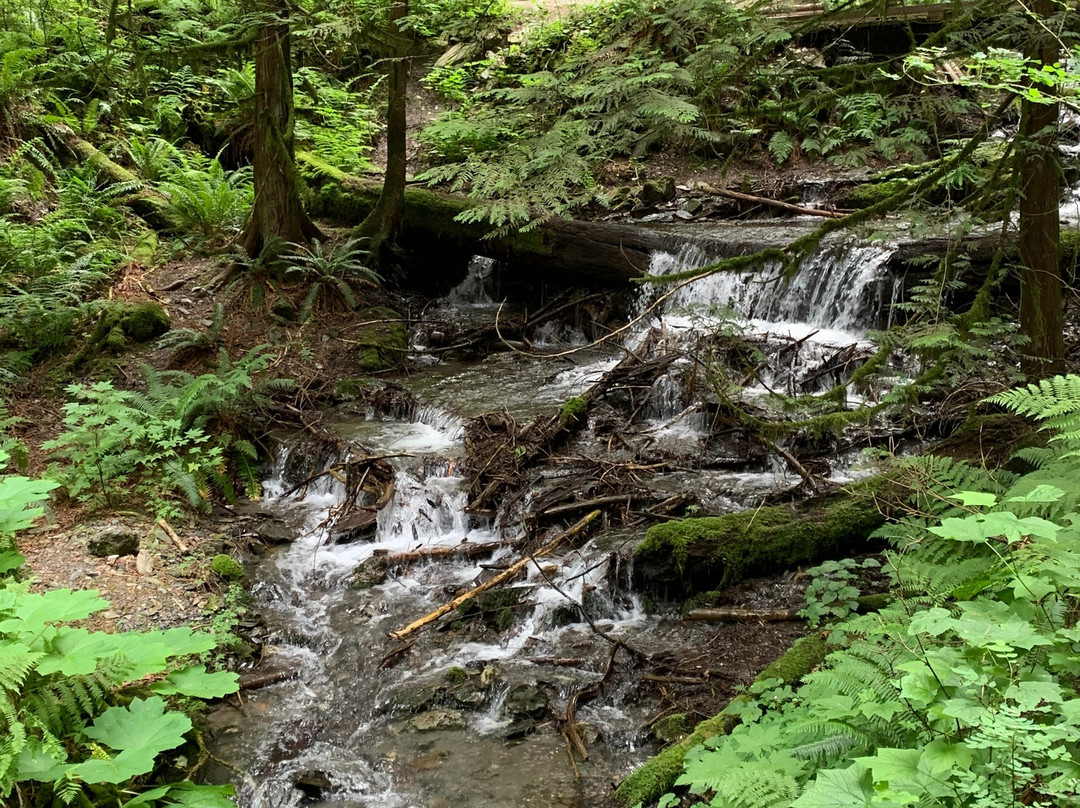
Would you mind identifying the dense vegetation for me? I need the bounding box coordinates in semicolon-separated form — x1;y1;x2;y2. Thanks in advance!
0;0;1079;802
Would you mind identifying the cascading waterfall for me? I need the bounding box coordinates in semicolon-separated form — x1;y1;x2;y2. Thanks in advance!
210;238;901;807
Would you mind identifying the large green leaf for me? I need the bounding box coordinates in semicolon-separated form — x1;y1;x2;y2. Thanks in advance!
791;765;874;808
82;696;192;755
36;628;111;676
15;738;68;782
0;475;58;534
72;749;161;784
0;588;108;634
151;665;239;699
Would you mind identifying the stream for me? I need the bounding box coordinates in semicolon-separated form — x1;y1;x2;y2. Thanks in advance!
205;225;903;807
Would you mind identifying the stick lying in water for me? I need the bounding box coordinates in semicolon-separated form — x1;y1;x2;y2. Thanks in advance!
387;510;601;642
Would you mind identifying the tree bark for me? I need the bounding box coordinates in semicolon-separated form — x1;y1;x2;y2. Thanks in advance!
1018;0;1063;376
243;0;321;258
358;0;410;258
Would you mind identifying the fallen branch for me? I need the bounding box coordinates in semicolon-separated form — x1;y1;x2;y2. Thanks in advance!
704;185;846;219
387;511;601;642
156;518;189;554
685;607;800;623
381;537;526;566
238;669;296;690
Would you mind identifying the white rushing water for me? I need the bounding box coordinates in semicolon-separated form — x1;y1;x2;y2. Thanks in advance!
211;232;900;807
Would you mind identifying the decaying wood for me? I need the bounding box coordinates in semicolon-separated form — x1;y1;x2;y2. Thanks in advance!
465;346;678;513
238;669;297;690
526;657;590;667
685;607;800;623
387;510;601;642
381;537;526;566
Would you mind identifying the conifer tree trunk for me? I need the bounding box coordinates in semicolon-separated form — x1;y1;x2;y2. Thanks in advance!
1018;0;1063;376
243;0;321;258
358;0;409;258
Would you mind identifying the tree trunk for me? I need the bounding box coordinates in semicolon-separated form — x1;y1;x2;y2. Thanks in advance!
243;0;321;258
357;0;409;258
1018;0;1063;376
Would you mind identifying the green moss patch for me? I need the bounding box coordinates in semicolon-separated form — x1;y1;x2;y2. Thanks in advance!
634;478;897;599
353;307;407;371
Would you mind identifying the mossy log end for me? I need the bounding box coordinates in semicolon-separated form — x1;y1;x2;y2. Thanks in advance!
633;478;900;600
298;153;679;291
612;634;828;808
55;125;180;232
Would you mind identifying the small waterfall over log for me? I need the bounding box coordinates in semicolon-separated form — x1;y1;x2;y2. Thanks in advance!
645;239;899;336
209;236;903;807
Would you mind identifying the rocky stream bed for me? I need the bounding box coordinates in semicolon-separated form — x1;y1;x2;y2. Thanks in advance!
201;222;916;807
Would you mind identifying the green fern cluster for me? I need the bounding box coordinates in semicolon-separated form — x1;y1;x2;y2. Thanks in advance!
44;347;287;516
663;374;1080;808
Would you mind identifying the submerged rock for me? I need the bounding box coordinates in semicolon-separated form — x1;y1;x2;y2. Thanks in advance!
504;684;548;719
408;709;465;732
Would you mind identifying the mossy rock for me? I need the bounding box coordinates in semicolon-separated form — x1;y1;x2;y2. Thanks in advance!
353;307;407;371
333;377;380;401
559;396;588;425
613;635;827;808
651;713;690;744
444;666;468;684
634;477;898;599
210;554;244;581
119;302;170;343
836;178;911;209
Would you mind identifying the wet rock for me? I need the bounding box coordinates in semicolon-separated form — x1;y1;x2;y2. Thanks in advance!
253;519;294;545
84;524;140;557
293;769;332;801
384;682;443;715
450;683;487;709
352;556;388;588
408;709;465;732
504;684;548;719
500;717;537;741
680;198;702;215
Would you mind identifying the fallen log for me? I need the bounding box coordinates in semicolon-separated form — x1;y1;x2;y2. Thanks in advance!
703;185;846;219
685;607;800;623
387;510;600;642
634;476;902;599
53;124;179;231
381;537;526;566
238;669;297;690
299;153;680;289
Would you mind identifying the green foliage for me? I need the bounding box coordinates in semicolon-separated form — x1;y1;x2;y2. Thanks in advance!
159;154;252;246
0;467;237;806
662;374;1080;808
44;348;282;515
282;237;381;322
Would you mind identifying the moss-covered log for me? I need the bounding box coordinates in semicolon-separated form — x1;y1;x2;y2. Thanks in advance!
299;153;680;291
613;634;828;808
633;478;900;600
54;125;179;232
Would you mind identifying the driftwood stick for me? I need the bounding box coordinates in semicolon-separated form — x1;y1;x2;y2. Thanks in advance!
382;537;526;566
156;518;189;554
387;511;601;642
685;607;800;623
704;185;846;219
238;669;297;690
525;657;590;667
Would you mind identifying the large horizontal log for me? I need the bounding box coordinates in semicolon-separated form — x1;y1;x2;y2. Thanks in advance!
299;153;680;289
633;477;900;599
